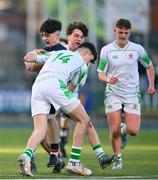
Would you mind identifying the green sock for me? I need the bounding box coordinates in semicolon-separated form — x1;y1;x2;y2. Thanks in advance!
70;146;82;163
93;144;105;159
24;148;33;159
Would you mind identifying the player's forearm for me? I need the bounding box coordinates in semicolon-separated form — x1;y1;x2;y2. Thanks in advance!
147;65;155;87
32;63;44;72
24;62;44;72
24;52;37;62
24;52;50;64
98;72;109;83
98;72;118;84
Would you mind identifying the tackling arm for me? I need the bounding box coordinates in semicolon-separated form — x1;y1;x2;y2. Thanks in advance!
24;50;51;72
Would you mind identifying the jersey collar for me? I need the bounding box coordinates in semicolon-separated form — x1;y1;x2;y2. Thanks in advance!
113;40;130;50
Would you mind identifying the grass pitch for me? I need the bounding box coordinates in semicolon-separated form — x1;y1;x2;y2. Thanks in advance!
0;128;158;179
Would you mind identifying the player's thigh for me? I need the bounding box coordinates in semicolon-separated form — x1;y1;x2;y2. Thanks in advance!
47;118;59;132
33;114;48;132
69;104;90;124
60;112;72;127
107;110;122;132
65;118;72;128
125;112;141;134
61;117;72;128
105;94;122;130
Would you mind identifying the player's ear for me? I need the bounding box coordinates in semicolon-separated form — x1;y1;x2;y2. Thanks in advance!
81;48;87;56
84;49;89;56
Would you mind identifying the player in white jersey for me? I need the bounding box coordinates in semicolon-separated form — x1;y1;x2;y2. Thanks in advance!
97;19;155;170
59;22;89;157
18;42;114;177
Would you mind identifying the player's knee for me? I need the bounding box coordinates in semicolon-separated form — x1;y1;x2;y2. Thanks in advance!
128;128;139;136
129;131;139;136
111;129;120;138
79;116;90;128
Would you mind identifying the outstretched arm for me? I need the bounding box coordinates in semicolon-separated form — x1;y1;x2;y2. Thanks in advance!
24;62;44;72
24;50;51;72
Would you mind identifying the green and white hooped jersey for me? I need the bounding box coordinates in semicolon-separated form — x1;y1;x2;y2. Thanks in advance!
97;41;152;96
36;50;87;87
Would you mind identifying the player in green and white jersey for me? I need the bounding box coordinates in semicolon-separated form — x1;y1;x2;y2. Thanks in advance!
97;18;155;170
59;22;89;157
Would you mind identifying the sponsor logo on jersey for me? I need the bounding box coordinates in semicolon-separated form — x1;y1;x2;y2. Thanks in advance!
113;55;118;59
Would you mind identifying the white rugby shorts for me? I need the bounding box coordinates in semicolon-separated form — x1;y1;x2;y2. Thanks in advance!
104;93;141;115
31;77;80;117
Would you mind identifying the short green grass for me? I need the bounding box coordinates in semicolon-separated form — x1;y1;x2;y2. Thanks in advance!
0;128;158;179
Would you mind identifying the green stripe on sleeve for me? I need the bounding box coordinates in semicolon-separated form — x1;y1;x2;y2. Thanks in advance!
143;55;152;65
97;58;108;71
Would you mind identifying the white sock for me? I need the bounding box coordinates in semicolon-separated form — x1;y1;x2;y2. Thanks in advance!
121;124;126;134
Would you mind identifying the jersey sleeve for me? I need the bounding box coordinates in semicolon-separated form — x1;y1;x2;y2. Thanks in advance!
70;63;87;86
36;52;53;63
97;47;108;73
79;64;90;87
138;45;152;68
79;74;87;87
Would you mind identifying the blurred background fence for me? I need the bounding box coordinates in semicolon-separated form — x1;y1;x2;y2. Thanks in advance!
0;0;157;127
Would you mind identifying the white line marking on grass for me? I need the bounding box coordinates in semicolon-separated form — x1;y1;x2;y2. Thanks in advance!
1;175;158;179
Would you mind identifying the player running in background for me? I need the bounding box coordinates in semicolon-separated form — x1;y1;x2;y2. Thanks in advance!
24;18;66;173
97;18;155;170
18;42;113;176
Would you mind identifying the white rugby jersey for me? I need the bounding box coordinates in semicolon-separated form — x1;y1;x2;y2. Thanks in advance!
97;41;152;96
36;50;87;87
64;44;90;96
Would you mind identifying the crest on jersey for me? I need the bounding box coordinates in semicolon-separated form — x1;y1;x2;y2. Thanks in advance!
128;53;133;60
131;104;138;110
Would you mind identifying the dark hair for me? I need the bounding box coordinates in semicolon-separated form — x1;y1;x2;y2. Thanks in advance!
116;19;131;29
59;37;68;44
66;21;88;37
40;18;62;34
78;42;97;63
